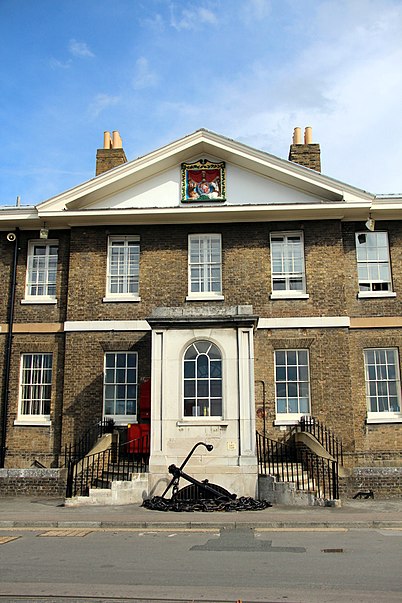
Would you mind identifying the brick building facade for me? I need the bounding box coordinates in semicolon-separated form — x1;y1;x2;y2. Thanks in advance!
0;128;401;497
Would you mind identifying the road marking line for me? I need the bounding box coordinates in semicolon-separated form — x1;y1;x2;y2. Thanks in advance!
38;529;93;537
0;536;20;544
256;527;349;532
1;526;220;534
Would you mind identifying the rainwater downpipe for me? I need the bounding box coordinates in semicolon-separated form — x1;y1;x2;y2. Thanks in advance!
1;228;19;467
256;379;267;438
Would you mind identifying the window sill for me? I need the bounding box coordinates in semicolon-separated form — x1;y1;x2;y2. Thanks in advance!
21;299;57;305
104;416;137;426
358;292;396;299
103;296;141;303
366;414;402;424
270;293;309;300
14;419;51;427
186;295;224;302
274;414;309;426
176;420;228;427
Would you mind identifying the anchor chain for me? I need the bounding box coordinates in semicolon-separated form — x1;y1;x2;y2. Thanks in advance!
142;495;271;512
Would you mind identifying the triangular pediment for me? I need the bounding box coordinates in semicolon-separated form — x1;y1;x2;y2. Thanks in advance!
37;130;373;218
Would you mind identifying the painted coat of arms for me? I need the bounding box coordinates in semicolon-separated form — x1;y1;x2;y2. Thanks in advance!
181;159;225;202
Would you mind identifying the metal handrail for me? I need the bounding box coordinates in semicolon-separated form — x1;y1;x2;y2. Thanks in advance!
299;415;343;465
63;418;114;467
66;435;150;498
256;431;339;500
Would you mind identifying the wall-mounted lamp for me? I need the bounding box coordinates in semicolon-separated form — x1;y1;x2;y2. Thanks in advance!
365;217;375;232
40;225;49;239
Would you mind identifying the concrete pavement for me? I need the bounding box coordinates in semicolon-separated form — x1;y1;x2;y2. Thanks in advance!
0;496;401;529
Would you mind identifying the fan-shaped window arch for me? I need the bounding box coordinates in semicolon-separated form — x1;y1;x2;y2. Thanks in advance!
183;340;222;417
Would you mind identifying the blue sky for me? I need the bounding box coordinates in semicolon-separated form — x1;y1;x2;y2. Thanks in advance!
1;0;402;206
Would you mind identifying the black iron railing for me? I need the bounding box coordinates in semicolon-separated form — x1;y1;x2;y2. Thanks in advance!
299;415;343;465
256;432;339;500
63;418;114;467
66;434;150;498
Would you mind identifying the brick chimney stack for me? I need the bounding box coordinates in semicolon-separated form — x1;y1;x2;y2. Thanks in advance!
96;130;127;176
288;126;321;172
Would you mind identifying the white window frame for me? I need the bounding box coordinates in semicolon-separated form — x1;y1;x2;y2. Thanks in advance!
15;353;52;425
187;234;224;300
183;340;223;418
103;352;138;425
274;349;311;425
270;231;308;299
355;231;395;298
104;236;141;302
364;348;402;424
22;240;58;304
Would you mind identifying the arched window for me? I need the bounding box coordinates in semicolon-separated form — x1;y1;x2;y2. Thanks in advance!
183;340;222;417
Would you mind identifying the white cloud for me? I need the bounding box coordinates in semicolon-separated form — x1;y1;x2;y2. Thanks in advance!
240;0;272;22
140;12;165;31
133;57;158;90
169;3;218;30
68;39;95;58
160;0;402;193
50;58;72;69
88;94;120;119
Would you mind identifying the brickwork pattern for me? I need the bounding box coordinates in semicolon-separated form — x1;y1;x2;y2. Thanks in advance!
1;221;402;476
95;148;127;176
8;229;70;325
254;328;355;450
61;331;151;448
339;466;402;499
0;232;14;319
288;144;321;172
4;333;65;468
0;468;67;497
343;221;402;317
66;222;352;321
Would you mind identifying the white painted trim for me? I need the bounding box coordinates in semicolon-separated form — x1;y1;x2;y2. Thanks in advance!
270;293;310;300
21;298;57;305
176;421;228;427
104;417;137;426
14;420;51;427
273;418;299;426
366;413;402;424
185;295;225;301
257;317;350;329
358;291;396;299
64;320;151;332
102;296;141;303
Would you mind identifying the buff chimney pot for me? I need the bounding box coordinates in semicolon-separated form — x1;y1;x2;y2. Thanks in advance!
288;126;321;172
293;127;302;145
304;126;313;144
112;130;123;149
103;131;112;149
96;130;127;176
